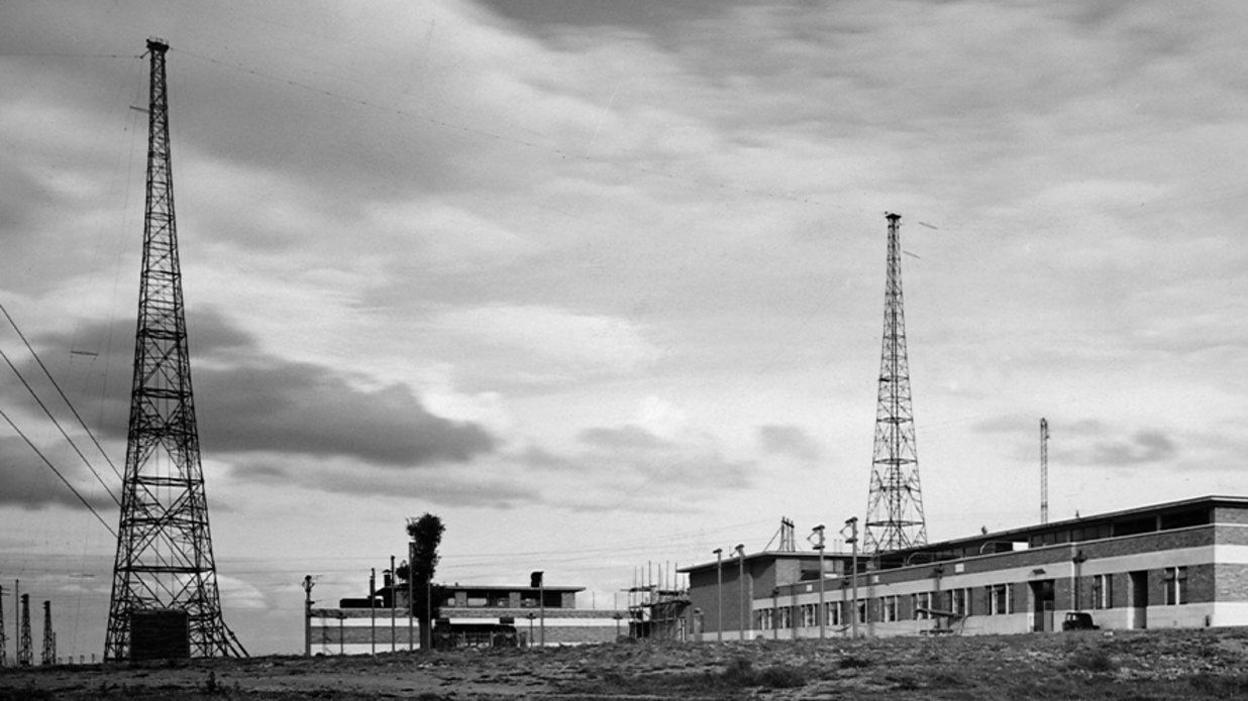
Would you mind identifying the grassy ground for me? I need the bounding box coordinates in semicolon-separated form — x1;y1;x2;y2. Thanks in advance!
3;627;1248;699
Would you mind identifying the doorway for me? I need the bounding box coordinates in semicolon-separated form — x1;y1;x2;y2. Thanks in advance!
1129;571;1148;629
1030;580;1055;632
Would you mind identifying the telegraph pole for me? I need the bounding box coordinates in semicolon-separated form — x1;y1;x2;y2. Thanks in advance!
810;525;826;640
0;584;7;666
302;575;315;657
712;548;723;643
1041;418;1050;524
734;544;746;641
842;518;860;639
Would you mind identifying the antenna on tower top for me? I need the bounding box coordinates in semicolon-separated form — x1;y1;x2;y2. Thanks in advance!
1040;418;1050;525
864;212;928;553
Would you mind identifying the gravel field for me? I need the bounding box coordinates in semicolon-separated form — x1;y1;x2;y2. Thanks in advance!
4;627;1248;699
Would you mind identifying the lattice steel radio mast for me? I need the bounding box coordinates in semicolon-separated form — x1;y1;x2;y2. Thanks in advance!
104;38;244;661
864;213;928;553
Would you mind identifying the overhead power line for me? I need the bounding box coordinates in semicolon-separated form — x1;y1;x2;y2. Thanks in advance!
0;406;116;539
0;303;121;499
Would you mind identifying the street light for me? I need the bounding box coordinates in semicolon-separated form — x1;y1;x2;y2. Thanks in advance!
841;517;860;639
713;547;723;643
735;544;746;641
810;525;826;640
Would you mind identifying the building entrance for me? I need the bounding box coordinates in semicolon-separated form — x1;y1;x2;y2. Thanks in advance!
1129;571;1148;629
1030;580;1055;632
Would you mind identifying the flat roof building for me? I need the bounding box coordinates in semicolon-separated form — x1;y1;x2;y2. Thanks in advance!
682;495;1248;639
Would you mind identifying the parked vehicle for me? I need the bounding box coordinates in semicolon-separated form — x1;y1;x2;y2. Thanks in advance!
1061;612;1099;631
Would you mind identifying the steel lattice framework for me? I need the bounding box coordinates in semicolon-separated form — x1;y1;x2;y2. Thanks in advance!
104;38;245;661
864;213;928;553
40;601;54;666
17;594;31;667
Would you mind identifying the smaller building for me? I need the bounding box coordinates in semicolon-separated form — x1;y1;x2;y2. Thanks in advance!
309;578;625;653
681;549;851;641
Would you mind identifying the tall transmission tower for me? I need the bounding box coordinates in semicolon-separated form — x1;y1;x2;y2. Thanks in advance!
40;601;54;666
1040;418;1050;525
864;213;928;553
104;38;245;661
17;594;31;667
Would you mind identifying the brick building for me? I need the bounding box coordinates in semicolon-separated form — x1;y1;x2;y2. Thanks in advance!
682;495;1248;639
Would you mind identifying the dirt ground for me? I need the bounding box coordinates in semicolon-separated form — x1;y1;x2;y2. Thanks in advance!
4;627;1248;700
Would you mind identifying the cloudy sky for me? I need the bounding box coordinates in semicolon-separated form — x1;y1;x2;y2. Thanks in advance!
4;0;1248;656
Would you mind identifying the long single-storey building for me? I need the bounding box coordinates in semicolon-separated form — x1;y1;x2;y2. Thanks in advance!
681;495;1248;639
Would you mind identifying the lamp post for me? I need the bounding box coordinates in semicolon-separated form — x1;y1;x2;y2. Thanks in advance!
531;570;545;647
425;576;433;651
388;555;396;652
735;544;746;641
302;575;315;657
842;517;859;639
404;558;413;650
713;548;723;643
811;525;826;640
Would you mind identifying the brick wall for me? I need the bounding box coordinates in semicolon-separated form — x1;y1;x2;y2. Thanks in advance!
1216;563;1248;601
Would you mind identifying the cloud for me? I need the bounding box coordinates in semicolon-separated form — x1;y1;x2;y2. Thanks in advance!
234;457;541;509
1053;424;1180;468
435;304;662;378
757;424;820;461
514;423;754;512
0;436;115;511
25;311;498;470
1086;430;1178;467
578;424;671;451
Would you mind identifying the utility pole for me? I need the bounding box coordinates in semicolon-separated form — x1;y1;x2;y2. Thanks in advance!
40;601;54;666
842;518;860;639
810;525;826;640
302;575;315;658
389;555;396;653
0;584;7;666
712;548;723;643
734;544;746;641
369;568;376;656
105;37;243;661
12;580;18;666
1040;418;1050;525
406;558;414;651
532;570;545;647
864;212;928;553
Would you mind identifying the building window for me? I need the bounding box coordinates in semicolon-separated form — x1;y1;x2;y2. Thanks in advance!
912;592;931;620
1165;567;1188;605
801;603;817;628
988;584;1010;615
827;601;840;627
758;609;772;631
951;588;967;616
881;596;898;623
1092;575;1112;609
856;599;866;624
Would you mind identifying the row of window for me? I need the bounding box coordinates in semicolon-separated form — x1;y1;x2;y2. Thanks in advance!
1088;567;1188;608
754;587;1003;630
753;567;1191;629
